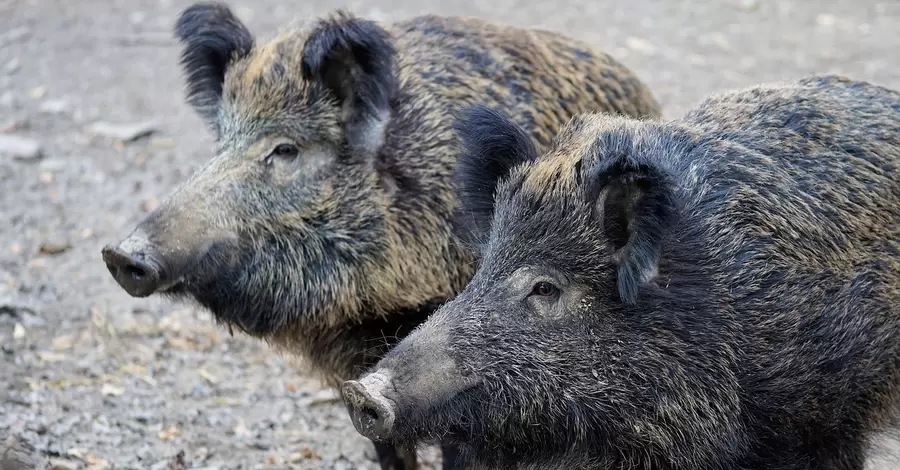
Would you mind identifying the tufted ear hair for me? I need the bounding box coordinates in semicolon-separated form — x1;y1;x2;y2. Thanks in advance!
586;150;679;305
174;2;254;129
451;105;539;251
301;11;398;158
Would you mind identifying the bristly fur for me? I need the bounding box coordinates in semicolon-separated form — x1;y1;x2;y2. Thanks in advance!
452;105;539;251
359;75;900;470
174;2;254;128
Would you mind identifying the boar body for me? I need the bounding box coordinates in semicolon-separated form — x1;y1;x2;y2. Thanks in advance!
101;3;662;469
344;75;900;470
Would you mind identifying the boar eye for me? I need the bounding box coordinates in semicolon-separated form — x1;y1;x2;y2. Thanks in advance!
530;281;559;298
266;143;300;164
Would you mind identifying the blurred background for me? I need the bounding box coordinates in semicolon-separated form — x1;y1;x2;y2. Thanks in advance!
1;0;898;468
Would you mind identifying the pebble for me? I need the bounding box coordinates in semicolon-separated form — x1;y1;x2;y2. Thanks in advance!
0;134;42;161
28;86;47;100
38;238;72;255
0;92;16;108
48;458;80;470
4;58;20;74
87;120;158;142
39;159;67;173
39;99;70;114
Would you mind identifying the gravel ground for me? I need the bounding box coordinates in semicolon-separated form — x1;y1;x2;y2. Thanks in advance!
1;0;899;469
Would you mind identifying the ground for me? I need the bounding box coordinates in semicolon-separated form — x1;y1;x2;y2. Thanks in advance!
0;0;898;469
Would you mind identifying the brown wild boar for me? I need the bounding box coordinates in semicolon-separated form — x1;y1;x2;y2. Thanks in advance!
100;2;662;469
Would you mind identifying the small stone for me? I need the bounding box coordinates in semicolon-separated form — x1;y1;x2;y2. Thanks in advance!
4;58;20;74
39;99;70;114
27;86;46;100
51;334;76;351
817;13;837;27
86;120;158;142
150;137;176;149
166;450;188;470
129;11;147;25
37;351;67;363
158;425;182;441
141;197;160;213
38;238;72;255
625;36;655;55
2;27;31;44
48;458;80;470
0;134;42;161
101;383;125;397
0;118;28;133
0;92;16;108
12;322;25;339
738;0;760;11
39;159;66;172
39;172;54;184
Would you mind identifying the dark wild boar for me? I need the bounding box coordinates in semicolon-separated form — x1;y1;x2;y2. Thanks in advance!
342;75;900;470
99;2;662;469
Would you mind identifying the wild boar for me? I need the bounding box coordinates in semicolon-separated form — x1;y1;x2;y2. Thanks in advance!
100;2;662;469
343;75;900;470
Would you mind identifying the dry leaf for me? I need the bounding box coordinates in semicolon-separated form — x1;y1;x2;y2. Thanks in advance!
13;322;26;340
150;137;176;149
10;243;23;255
101;383;125;397
51;333;76;351
264;457;278;465
158;425;182;441
286;382;298;393
198;368;218;384
85;454;110;470
37;351;67;363
120;363;146;375
298;446;321;460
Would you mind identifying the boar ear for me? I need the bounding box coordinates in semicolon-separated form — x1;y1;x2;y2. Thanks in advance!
451;105;539;250
302;12;398;157
586;154;678;305
174;2;254;128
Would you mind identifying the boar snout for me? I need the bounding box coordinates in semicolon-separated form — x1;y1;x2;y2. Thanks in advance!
343;372;398;441
102;230;170;298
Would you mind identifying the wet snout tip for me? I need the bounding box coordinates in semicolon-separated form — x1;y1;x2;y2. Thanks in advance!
100;237;164;298
342;375;397;441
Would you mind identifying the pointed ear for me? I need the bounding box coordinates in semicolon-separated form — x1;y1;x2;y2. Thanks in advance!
451;105;539;250
301;12;397;157
174;2;254;128
586;154;679;304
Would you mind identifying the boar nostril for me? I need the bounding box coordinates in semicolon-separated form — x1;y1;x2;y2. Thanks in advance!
124;264;147;281
101;241;165;298
342;379;397;441
361;405;380;425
